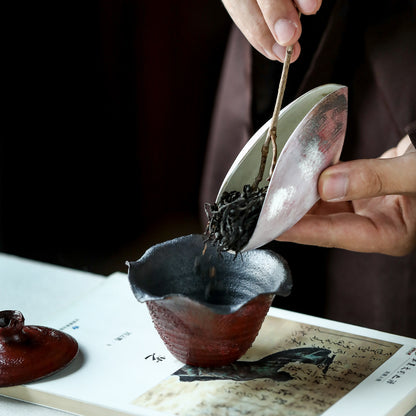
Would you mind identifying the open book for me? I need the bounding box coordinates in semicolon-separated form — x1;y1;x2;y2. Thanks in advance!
0;254;415;416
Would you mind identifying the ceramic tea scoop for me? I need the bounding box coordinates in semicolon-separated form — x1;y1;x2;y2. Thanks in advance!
216;83;348;252
0;310;79;387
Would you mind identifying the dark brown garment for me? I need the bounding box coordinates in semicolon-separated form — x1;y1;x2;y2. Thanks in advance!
201;0;416;337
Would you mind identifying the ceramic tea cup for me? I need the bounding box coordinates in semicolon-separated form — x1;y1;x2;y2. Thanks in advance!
216;84;348;252
127;234;292;367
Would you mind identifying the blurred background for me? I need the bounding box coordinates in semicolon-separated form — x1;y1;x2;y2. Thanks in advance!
1;1;231;275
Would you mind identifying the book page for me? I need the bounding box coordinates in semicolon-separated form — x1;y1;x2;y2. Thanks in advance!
133;315;406;416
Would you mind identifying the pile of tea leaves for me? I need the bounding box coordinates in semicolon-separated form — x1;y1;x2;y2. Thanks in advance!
204;44;294;254
205;185;267;253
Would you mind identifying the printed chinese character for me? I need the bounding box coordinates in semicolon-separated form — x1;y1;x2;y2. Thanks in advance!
145;353;166;363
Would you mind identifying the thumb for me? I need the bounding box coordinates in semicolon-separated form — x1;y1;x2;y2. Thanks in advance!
319;152;416;201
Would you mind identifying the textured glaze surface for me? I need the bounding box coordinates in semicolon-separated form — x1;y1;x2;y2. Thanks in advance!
146;294;274;367
127;234;292;366
0;310;78;387
216;84;348;251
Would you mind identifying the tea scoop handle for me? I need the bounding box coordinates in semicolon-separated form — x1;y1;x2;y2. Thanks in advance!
252;44;294;189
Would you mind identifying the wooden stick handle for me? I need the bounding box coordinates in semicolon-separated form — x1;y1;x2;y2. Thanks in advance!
252;45;293;189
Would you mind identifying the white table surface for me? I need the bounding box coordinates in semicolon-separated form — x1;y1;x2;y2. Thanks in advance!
0;253;106;416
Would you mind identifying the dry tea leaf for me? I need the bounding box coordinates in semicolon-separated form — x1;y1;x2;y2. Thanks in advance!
204;185;267;253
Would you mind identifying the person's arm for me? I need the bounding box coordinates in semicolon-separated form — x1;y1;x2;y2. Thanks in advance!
277;136;416;256
221;0;322;62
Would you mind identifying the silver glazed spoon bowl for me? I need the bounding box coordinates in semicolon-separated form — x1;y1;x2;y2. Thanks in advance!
216;84;348;252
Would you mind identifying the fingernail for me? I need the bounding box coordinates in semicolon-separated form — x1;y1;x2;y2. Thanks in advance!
263;48;276;60
322;173;349;201
300;0;318;14
274;19;297;45
272;43;286;61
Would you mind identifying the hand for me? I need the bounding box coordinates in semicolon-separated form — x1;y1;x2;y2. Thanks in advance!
277;136;416;256
222;0;322;62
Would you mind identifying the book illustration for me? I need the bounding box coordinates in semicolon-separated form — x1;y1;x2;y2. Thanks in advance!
133;316;402;416
174;347;334;382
